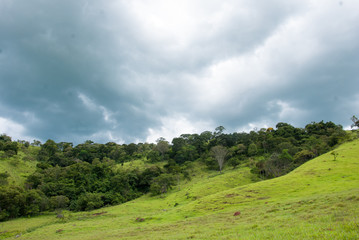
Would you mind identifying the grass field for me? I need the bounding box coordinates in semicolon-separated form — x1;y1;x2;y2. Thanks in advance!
1;139;358;239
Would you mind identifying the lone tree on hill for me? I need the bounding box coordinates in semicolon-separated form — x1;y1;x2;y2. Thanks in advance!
351;115;359;129
211;145;228;173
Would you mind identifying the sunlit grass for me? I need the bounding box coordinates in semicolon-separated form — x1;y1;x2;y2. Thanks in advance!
0;149;38;186
116;158;166;171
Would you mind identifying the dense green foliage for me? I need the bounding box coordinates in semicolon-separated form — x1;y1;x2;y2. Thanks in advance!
0;121;348;221
0;134;18;157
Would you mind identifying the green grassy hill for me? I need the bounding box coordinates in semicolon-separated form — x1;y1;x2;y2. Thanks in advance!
1;139;359;239
0;147;38;186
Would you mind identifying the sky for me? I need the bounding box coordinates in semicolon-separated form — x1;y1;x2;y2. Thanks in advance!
0;0;359;145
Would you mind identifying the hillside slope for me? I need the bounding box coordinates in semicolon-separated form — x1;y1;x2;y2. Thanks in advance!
0;147;38;186
1;139;359;239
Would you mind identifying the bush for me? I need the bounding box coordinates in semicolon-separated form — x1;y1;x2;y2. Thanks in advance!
147;150;161;163
203;156;218;170
248;143;258;156
23;190;44;216
50;195;70;210
0;186;25;221
294;150;315;165
150;174;175;196
72;192;104;211
137;166;163;192
227;157;241;169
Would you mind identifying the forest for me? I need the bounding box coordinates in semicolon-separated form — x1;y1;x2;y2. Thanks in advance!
0;121;350;221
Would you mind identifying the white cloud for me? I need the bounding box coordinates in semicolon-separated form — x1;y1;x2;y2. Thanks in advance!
87;131;125;145
78;93;98;111
146;115;214;143
268;100;308;122
0;117;34;141
78;93;117;125
125;0;224;50
236;121;271;133
193;52;274;108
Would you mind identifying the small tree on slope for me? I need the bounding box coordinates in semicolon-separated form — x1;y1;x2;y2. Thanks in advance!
211;145;228;173
351;115;359;129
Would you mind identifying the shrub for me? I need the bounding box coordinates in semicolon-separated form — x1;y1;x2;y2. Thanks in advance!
50;195;70;210
150;174;175;196
227;157;241;169
0;186;24;221
294;150;315;165
72;192;104;211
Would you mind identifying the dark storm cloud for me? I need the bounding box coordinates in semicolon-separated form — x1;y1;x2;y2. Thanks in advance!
0;0;157;143
0;0;358;143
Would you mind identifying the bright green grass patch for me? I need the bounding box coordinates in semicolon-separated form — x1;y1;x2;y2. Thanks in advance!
1;139;359;239
116;158;166;171
0;149;38;186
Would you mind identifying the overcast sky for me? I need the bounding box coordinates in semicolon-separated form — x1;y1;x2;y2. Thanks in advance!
0;0;358;144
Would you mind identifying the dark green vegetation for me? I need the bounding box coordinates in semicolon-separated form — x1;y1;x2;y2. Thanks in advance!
0;121;349;223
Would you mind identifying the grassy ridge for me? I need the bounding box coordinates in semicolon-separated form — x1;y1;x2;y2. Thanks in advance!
1;139;359;239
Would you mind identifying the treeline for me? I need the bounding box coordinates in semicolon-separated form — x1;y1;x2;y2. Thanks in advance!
0;121;349;221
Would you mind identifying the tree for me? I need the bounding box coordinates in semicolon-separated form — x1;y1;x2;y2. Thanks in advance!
210;145;228;173
1;141;19;155
155;139;169;160
150;174;175;195
248;143;258;156
50;195;70;210
351;115;359;129
0;134;12;143
147;150;161;163
125;143;138;156
264;149;294;178
42;139;58;156
214;126;225;137
0;186;25;220
73;192;104;211
331;151;339;161
23;189;46;216
31;140;41;146
171;137;186;154
227;157;241;169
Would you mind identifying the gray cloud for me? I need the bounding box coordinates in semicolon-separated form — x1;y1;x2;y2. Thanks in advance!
0;0;358;144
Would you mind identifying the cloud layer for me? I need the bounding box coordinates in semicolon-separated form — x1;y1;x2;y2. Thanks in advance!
1;0;358;144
